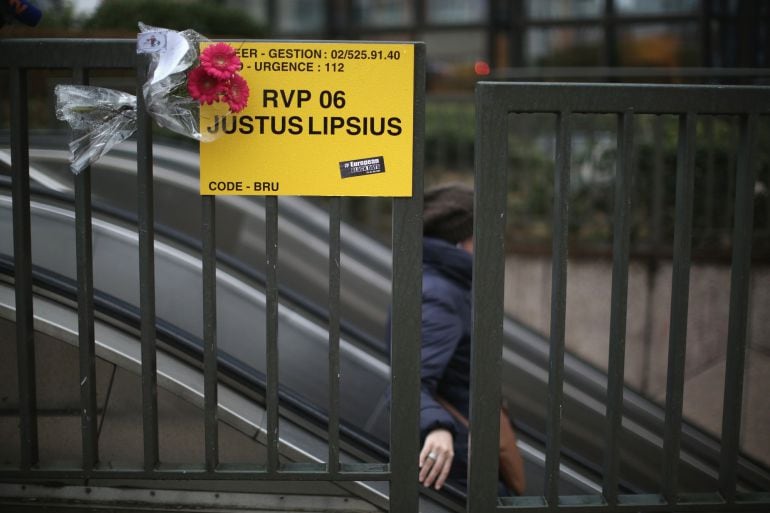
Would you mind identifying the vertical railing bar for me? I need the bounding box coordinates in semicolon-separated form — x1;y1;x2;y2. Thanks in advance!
603;110;635;506
545;109;572;508
265;196;280;473
468;85;508;512
136;53;159;472
328;197;342;475
202;195;218;472
641;115;665;396
389;194;422;512
661;112;697;504
725;124;737;237
703;117;716;240
10;65;39;470
719;112;758;503
72;66;99;472
389;41;424;513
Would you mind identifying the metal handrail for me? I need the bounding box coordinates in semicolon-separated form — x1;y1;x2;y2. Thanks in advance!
470;81;770;512
3;38;770;513
1;37;427;512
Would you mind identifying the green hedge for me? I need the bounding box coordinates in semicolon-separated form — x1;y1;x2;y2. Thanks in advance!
84;0;264;38
423;101;770;258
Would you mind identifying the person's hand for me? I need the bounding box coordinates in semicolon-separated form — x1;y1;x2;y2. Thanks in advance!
419;428;454;490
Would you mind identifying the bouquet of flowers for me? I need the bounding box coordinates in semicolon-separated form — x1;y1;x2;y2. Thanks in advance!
55;23;250;174
139;23;249;141
188;42;249;113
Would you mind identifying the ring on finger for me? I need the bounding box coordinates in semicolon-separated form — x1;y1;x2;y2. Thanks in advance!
427;451;438;461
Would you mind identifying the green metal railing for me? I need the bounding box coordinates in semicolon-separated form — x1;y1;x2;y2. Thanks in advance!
3;38;770;513
0;38;426;512
470;82;770;512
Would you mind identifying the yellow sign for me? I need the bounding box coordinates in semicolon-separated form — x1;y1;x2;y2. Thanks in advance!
199;42;415;196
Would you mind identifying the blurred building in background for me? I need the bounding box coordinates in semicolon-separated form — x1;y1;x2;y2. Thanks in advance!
18;1;769;88
225;0;769;90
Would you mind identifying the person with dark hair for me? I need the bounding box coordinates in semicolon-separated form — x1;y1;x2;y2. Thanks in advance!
416;182;526;495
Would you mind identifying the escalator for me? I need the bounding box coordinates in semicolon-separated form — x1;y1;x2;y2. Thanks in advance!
0;185;598;504
2;135;768;499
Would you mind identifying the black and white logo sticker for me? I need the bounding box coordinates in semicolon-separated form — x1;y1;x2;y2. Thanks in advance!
137;31;167;54
339;156;385;179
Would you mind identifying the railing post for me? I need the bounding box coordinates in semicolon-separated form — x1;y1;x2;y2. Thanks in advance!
661;112;697;504
72;66;99;473
10;64;39;471
468;83;508;512
545;109;572;507
603;110;635;505
328;197;342;476
265;196;280;473
719;113;758;503
136;52;160;472
202;195;219;471
389;194;422;513
389;41;425;513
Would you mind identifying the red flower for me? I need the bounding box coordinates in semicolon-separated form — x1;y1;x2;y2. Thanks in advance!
187;66;223;105
224;74;250;113
200;43;241;80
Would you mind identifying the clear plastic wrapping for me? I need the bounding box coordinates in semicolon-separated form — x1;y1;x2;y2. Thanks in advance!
139;22;217;142
55;23;244;174
54;85;138;174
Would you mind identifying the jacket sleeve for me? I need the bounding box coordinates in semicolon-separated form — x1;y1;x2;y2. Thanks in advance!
419;289;463;438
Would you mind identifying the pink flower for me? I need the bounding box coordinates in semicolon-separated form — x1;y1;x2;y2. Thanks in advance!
187;66;224;105
200;43;241;80
223;74;250;113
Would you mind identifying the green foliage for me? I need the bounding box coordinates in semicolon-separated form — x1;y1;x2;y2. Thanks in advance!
506;130;556;244
37;1;79;29
425;100;475;175
471;110;769;257
631;116;770;256
83;0;264;37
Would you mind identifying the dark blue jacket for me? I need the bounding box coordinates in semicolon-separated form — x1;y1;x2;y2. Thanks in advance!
420;237;473;484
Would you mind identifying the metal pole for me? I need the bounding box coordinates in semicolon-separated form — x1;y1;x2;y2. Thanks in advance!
10;65;39;471
661;112;697;504
603;110;635;505
328;197;341;475
202;195;219;471
136;53;160;472
545;109;572;507
72;66;99;473
719;113;758;503
265;196;280;473
389;42;425;513
468;83;509;512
